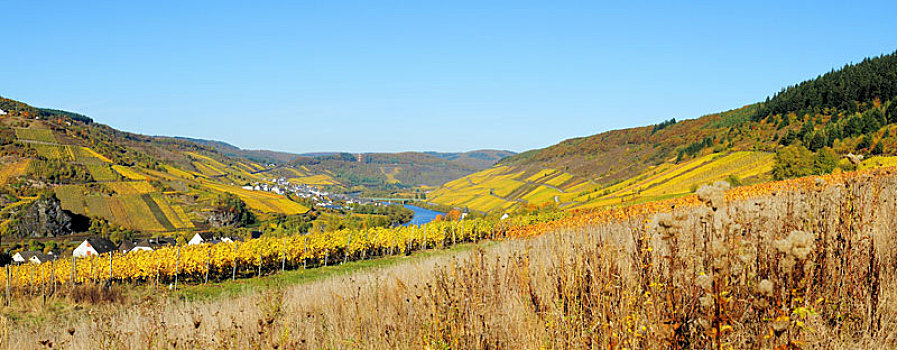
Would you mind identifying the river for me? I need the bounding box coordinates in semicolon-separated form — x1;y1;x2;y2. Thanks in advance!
402;204;444;226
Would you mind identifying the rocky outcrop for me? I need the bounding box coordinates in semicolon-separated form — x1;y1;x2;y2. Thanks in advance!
10;195;72;238
207;210;241;228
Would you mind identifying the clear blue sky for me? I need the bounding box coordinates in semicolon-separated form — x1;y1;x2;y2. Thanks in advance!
2;1;896;153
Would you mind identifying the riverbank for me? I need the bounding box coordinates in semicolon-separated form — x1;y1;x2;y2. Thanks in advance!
402;204;444;226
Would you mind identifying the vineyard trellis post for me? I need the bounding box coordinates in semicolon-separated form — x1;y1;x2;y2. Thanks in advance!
70;255;76;288
344;232;352;264
205;246;211;284
422;224;428;250
51;258;56;294
108;252;113;289
303;237;308;269
5;265;9;306
407;227;414;253
155;255;161;288
232;241;239;281
390;232;395;256
257;252;262;277
42;264;46;304
281;238;286;273
452;221;456;246
324;249;328;267
362;231;368;260
174;246;180;291
90;255;95;285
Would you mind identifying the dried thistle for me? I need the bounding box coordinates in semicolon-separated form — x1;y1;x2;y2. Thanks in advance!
758;279;773;297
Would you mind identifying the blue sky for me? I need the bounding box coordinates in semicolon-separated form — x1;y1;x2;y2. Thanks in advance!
2;1;896;153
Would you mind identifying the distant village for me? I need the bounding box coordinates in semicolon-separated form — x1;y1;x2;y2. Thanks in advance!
242;177;385;210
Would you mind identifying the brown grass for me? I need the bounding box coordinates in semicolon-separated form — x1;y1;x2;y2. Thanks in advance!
4;173;897;349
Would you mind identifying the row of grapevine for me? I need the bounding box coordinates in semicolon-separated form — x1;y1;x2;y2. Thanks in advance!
0;211;566;290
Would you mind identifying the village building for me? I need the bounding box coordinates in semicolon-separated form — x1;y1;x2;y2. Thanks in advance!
189;232;248;245
73;238;117;257
188;232;216;245
12;251;57;264
118;240;136;254
29;253;56;264
12;251;42;264
131;237;176;252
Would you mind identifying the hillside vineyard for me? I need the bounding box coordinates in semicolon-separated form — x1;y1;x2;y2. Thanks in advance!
7;166;897;348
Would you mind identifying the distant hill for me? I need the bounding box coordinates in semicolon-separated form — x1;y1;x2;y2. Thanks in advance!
425;150;516;169
0;101;319;240
287;152;482;190
429;50;897;213
173;137;299;164
179;137;511;189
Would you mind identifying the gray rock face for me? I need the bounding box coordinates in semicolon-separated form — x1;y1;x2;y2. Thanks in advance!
207;210;240;228
11;196;73;238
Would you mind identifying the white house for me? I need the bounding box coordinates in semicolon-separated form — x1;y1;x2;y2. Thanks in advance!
12;251;56;264
12;251;41;264
29;252;56;264
188;232;216;245
189;232;244;245
73;238;117;257
132;238;175;252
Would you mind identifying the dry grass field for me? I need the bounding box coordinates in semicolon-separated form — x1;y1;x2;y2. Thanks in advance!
4;168;897;349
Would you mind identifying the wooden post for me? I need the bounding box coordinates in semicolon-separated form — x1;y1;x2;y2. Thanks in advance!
204;246;211;284
281;238;286;273
343;233;352;264
363;230;369;260
407;227;414;253
156;255;161;288
390;233;395;256
174;247;180;291
461;221;465;242
90;256;95;285
6;265;10;306
42;264;46;304
324;249;328;267
71;255;76;287
257;252;262;277
51;259;56;294
108;252;113;289
303;237;308;269
232;241;239;281
422;225;428;250
452;221;456;246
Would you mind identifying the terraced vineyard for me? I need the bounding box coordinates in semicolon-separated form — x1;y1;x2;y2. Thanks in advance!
55;182;194;232
105;181;156;195
202;182;309;215
112;165;148;180
0;158;29;185
283;167;341;186
70;145;112;165
85;164;121;181
429;151;778;212
30;143;66;159
13;127;57;143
